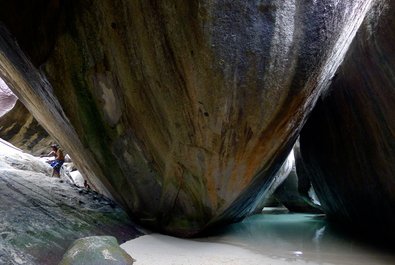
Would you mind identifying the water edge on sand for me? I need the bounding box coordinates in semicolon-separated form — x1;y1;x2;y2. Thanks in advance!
121;212;395;265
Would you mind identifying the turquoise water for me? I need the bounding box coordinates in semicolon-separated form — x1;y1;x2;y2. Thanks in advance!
202;212;395;265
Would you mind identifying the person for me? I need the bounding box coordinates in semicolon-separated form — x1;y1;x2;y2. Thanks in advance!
84;180;91;190
42;144;65;178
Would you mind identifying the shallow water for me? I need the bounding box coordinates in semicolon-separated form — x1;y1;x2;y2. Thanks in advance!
122;211;395;265
202;211;395;265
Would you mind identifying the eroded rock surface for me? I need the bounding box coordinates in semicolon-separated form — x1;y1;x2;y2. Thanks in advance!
0;140;141;265
299;1;395;238
0;1;375;235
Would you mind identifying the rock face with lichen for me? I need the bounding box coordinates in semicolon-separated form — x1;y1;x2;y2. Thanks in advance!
0;1;376;236
299;0;395;238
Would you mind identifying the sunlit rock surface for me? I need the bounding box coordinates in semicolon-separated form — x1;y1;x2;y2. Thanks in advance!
0;0;374;235
0;140;141;265
299;1;395;238
0;100;53;156
0;78;16;117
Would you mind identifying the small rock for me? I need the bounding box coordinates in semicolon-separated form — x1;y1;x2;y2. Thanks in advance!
58;236;135;265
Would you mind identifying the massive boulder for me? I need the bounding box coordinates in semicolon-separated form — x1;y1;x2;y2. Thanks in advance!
0;1;375;235
299;1;395;237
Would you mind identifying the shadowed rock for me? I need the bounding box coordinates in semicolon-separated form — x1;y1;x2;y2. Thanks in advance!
0;79;52;155
0;100;53;155
299;0;395;238
254;149;295;213
274;143;322;213
0;0;375;235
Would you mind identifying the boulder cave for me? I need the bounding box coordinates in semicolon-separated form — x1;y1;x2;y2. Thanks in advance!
0;0;394;241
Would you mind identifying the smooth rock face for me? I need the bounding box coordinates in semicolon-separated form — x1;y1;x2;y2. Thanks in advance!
0;1;374;235
299;1;395;236
0;78;17;117
0;100;53;156
0;140;141;265
59;236;135;265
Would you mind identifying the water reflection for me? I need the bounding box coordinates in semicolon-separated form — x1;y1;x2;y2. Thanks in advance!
203;212;395;265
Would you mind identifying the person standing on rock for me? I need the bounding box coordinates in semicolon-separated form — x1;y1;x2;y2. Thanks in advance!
42;144;65;178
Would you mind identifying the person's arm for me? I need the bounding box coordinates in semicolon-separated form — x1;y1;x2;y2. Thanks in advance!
41;150;55;158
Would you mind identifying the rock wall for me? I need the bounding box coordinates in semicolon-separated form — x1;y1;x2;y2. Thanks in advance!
299;0;395;237
0;80;53;156
0;100;53;155
0;0;375;236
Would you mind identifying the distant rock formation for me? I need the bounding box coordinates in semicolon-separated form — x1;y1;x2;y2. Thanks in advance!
299;1;395;238
0;100;53;155
261;143;322;213
256;149;295;212
0;0;377;235
274;143;322;213
0;76;53;156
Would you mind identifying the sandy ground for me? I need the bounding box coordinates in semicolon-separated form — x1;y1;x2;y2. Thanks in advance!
121;234;315;265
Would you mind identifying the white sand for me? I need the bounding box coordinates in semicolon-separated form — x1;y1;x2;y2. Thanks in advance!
121;233;331;265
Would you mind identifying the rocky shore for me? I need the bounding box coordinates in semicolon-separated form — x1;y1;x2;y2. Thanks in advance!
0;140;142;264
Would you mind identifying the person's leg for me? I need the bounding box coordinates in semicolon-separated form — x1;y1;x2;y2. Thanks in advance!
54;165;61;177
